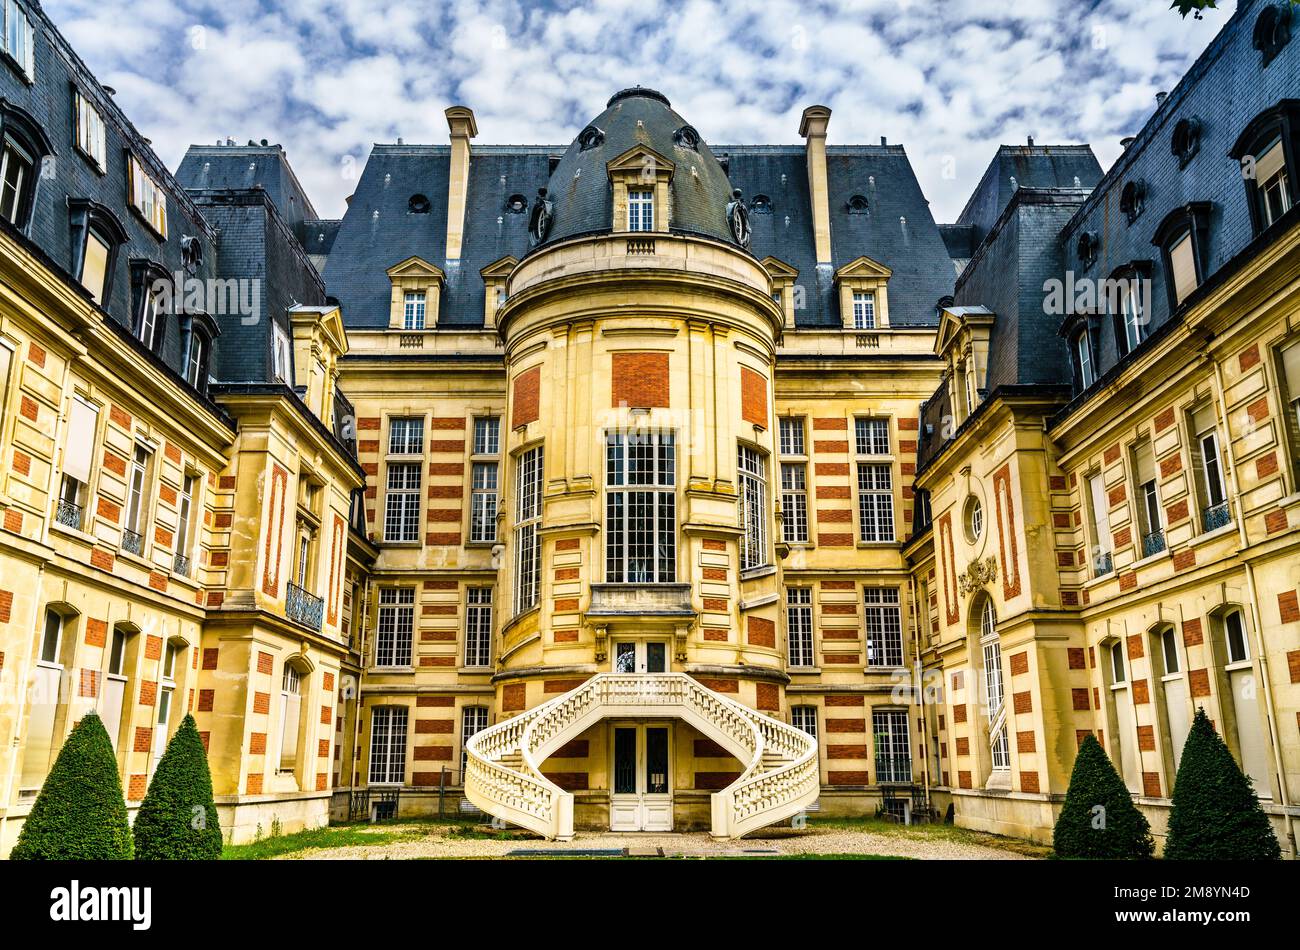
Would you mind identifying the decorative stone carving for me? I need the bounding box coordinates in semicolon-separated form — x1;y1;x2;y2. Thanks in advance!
726;188;751;249
528;187;553;246
957;556;999;597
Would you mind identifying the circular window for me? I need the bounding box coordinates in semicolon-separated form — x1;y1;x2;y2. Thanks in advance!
505;193;528;214
408;193;431;214
848;194;869;214
578;125;605;151
964;496;984;543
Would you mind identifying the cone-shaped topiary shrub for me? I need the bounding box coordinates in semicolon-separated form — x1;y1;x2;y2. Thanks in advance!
1052;733;1154;859
133;714;223;859
11;711;132;859
1164;707;1280;860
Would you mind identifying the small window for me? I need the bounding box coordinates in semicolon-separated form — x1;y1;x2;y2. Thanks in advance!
74;90;107;170
1253;3;1293;67
778;417;805;456
473;417;500;456
852;291;876;330
1171;117;1201;168
1224;610;1249;664
628;189;654;232
388;417;424;456
847;195;869;214
750;194;772;214
162;642;179;681
38;608;62;665
272;323;293;384
1110;641;1127;683
127;154;168;238
673;125;700;150
1168;232;1198;304
855;418;890;456
184;329;208;389
1120;180;1146;225
403;291;426;330
1256;138;1292;228
1161;628;1180;675
791;705;817;738
1075;329;1096;388
963;496;983;543
578;125;604;151
407;194;430;214
1076;231;1098;269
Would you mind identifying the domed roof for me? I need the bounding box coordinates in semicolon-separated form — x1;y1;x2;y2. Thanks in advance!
533;87;740;247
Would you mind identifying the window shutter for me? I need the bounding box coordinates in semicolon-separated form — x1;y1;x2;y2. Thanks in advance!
64;397;99;483
1169;233;1198;304
1134;439;1156;485
1089;474;1111;553
1256;139;1286;185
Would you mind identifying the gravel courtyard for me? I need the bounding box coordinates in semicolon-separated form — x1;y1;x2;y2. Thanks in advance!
271;820;1043;860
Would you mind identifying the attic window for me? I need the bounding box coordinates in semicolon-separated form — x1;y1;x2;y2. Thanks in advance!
751;194;772;214
847;194;869;214
408;194;431;214
578;126;605;151
673;125;700;150
1120;180;1146;225
1253;3;1292;67
1076;231;1098;269
1171;117;1202;168
505;193;527;214
181;234;203;274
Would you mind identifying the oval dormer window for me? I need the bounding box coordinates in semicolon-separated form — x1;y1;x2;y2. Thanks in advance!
751;194;772;214
848;194;869;214
1120;180;1146;225
505;193;528;214
1171;117;1202;168
578;125;605;151
1076;230;1098;268
1254;3;1293;67
408;194;431;214
673;125;701;150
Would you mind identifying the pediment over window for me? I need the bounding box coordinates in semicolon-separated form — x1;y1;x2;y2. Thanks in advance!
480;255;519;330
833;255;893;282
606;144;675;181
834;255;893;330
934;304;993;358
385;256;446;283
386;256;445;330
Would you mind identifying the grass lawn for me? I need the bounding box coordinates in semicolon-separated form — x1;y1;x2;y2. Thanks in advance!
221;819;450;860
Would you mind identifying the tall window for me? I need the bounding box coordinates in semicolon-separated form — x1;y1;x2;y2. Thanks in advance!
56;396;98;531
470;418;500;543
464;587;492;668
1255;137;1292;228
873;708;912;783
0;135;30;226
1189;403;1228;532
278;664;302;774
786;587;814;668
460;706;489;778
628;189;654;231
403;291;426;330
1278;338;1300;483
852;291;876;329
864;588;903;667
2;0;34;77
74;90;107;169
124;444;152;554
737;445;768;571
1087;471;1113;576
384;464;421;542
184;327;207;387
369;706;408;785
1119;277;1145;353
272;323;293;384
1075;330;1095;388
1168;232;1199;305
514;446;543;613
605;432;676;583
375;588;414;667
135;281;165;351
80;229;112;304
778;416;805;456
980;598;1010;772
780;462;808;544
1219;609;1269;794
1132;439;1163;556
791;705;818;738
857;465;894;542
128;154;168;237
388;416;424;456
175;474;197;575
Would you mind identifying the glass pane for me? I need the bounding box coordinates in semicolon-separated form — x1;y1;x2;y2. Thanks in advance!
614;642;636;673
614;728;637;794
646;728;668;794
646;642;666;673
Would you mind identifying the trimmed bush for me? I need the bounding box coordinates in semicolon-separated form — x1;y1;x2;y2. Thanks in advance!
11;711;132;860
1164;707;1280;860
1052;734;1154;859
133;714;223;859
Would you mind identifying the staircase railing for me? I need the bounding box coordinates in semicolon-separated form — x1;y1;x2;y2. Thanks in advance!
463;672;819;840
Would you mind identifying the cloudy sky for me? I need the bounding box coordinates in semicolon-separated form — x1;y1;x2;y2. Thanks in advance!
44;0;1236;222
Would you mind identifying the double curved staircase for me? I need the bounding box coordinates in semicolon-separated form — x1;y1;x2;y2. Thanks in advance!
463;672;820;840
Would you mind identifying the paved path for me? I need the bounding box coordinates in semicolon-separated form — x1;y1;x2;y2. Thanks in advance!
285;823;1037;860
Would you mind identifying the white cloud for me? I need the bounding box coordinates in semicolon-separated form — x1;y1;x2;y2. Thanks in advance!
43;0;1238;220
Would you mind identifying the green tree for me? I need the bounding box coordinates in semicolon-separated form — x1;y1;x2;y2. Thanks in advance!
10;711;133;860
1164;707;1280;860
133;714;223;859
1053;734;1154;859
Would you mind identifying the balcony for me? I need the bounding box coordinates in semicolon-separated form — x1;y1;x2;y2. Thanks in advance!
1141;529;1166;558
286;582;324;632
174;553;191;577
55;499;82;530
1201;501;1230;533
586;583;694;618
121;529;143;556
875;754;914;785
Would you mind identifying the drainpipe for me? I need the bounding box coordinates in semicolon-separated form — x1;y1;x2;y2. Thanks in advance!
1209;356;1295;855
909;572;931;813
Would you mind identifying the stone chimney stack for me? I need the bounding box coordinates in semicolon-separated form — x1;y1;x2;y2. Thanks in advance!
444;106;478;261
799;105;833;265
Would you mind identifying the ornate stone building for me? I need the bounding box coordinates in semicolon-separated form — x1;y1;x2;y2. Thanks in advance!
0;0;1297;852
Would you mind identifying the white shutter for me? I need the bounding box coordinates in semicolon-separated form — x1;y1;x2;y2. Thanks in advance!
64;397;99;483
1256;139;1285;185
1169;233;1198;304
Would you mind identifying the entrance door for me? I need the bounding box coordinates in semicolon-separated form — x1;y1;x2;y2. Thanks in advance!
612;640;668;674
609;723;672;831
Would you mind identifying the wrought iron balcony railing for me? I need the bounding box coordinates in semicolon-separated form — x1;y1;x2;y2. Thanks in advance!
875;754;914;785
55;499;82;530
174;553;191;577
1202;501;1230;533
1142;529;1166;558
287;582;324;632
121;529;143;556
1093;551;1114;577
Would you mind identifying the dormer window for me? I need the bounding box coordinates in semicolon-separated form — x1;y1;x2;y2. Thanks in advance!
403;291;426;330
1106;262;1152;357
408;193;431;214
182;311;220;393
578;125;605;151
127;154;168;239
751;194;772;214
628;189;654;231
1253;3;1293;67
1076;231;1098;269
847;194;869;214
505;193;527;214
1229;102;1299;237
1076;329;1096;388
74;90;107;170
673;125;700;150
852;291;876;329
69;200;128;306
1153;202;1211;310
129;259;171;354
1;0;34;78
1120;180;1146;225
835;255;892;330
1171;117;1202;168
0;102;50;230
0;135;31;224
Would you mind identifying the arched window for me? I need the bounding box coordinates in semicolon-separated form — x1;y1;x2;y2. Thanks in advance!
1151;202;1212;310
1229;101;1299;236
1105;638;1141;794
1119;180;1147;225
1253;3;1293;67
278;662;305;777
1153;624;1190;771
68;200;129;306
1214;609;1271;797
0;101;54;230
976;597;1009;773
1171;117;1202;168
